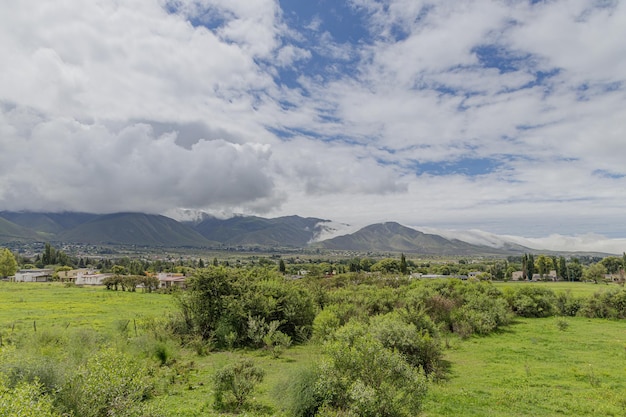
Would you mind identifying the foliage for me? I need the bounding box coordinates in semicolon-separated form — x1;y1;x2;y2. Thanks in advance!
504;286;556;317
57;348;156;417
213;358;265;411
174;266;315;349
315;325;428;417
578;288;626;318
0;247;18;277
583;262;607;283
369;312;442;375
0;375;59;417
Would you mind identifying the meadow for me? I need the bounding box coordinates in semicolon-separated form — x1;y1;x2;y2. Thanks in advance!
1;280;626;416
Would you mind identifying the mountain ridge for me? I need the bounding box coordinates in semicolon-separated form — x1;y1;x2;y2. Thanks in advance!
0;211;618;255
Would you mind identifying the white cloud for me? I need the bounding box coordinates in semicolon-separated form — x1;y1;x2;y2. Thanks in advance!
1;0;626;250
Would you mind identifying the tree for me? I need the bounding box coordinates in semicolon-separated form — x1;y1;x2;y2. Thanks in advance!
584;262;607;284
567;258;583;281
279;259;286;274
0;248;18;278
400;253;408;275
557;256;567;280
600;256;623;274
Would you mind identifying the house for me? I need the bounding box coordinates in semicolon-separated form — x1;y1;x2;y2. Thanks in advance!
511;271;524;281
13;269;54;282
56;268;97;282
157;272;187;289
75;272;113;286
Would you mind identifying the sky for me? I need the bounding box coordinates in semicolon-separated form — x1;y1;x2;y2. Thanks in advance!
1;0;626;250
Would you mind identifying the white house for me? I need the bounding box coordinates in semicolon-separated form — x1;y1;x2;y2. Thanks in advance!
13;269;54;282
157;272;187;289
75;272;113;286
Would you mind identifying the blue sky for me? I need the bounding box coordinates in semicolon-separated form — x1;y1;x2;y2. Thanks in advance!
1;0;626;250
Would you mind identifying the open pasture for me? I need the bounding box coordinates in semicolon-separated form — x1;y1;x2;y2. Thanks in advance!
0;282;175;335
494;280;620;298
424;317;626;416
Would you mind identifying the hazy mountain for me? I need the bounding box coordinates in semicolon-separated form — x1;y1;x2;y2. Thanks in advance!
0;217;42;243
315;222;530;255
56;213;215;247
0;211;98;234
193;215;330;247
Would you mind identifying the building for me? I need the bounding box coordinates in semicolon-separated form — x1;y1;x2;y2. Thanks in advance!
13;269;54;282
157;272;187;289
75;272;113;286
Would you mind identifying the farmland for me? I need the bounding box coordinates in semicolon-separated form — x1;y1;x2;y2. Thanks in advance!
1;279;626;416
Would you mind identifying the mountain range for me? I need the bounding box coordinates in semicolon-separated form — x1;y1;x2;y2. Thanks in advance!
0;210;537;255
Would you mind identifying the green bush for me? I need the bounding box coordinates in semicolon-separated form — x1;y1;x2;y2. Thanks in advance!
314;327;429;417
213;358;265;411
57;348;155;417
0;375;59;417
369;312;442;375
578;289;626;318
312;309;341;341
505;286;556;317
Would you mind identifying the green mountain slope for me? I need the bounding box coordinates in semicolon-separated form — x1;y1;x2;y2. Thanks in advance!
193;215;328;247
57;213;216;247
0;211;98;234
0;217;41;243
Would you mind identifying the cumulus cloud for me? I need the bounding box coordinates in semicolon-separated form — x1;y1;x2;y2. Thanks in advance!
0;106;277;213
1;0;626;250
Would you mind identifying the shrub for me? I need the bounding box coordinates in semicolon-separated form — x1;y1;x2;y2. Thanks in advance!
314;327;429;417
0;375;59;417
578;289;626;319
505;286;556;317
555;291;583;316
312;309;341;341
451;291;511;336
369;312;442;375
57;348;155;417
213;358;265;411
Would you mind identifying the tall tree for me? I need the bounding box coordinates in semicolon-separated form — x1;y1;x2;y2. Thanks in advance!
558;256;567;280
0;248;18;278
400;253;408;275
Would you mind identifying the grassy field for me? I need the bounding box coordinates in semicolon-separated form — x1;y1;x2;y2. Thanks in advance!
494;280;620;298
423;317;626;416
2;281;626;416
0;282;175;334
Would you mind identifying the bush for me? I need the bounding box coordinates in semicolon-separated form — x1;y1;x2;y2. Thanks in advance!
0;375;59;417
578;289;626;319
314;327;429;417
175;267;316;348
555;291;583;316
57;348;155;417
312;309;341;341
213;358;265;411
505;286;556;317
451;291;511;336
369;312;442;375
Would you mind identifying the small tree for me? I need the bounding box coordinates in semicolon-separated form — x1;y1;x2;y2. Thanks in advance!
213;359;264;411
0;248;18;278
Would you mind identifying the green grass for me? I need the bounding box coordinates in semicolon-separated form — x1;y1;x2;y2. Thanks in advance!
494;280;620;298
0;282;175;334
423;317;626;416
